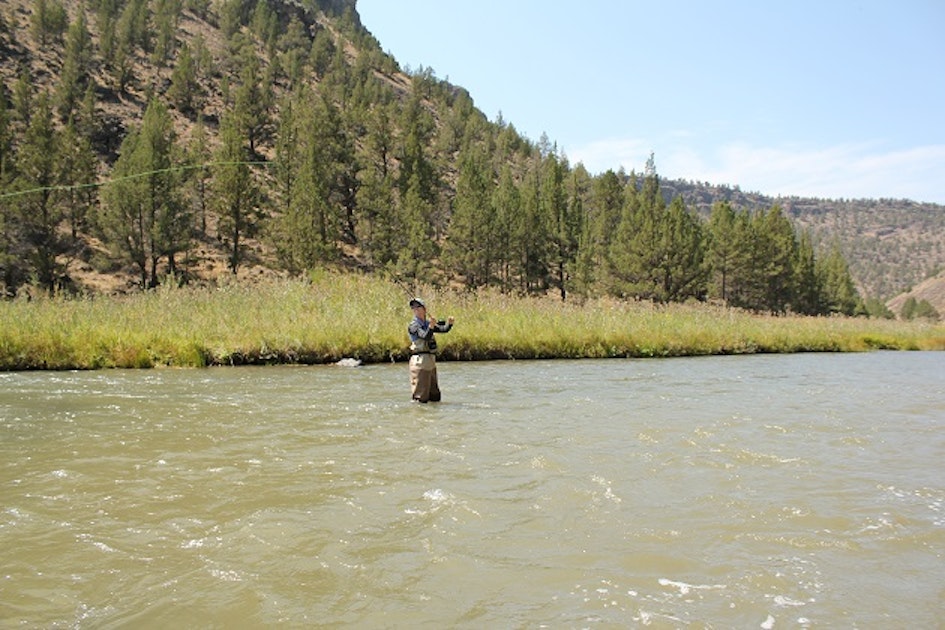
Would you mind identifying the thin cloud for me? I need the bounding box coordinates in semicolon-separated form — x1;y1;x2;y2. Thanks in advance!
569;139;945;204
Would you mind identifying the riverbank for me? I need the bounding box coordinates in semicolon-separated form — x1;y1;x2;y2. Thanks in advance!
1;272;942;370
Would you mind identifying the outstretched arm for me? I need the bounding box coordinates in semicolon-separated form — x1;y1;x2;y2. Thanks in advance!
432;316;455;333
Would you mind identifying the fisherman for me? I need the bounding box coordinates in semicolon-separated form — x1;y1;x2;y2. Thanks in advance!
407;297;454;403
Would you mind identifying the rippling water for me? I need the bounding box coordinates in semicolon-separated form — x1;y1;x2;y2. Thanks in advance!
1;352;943;627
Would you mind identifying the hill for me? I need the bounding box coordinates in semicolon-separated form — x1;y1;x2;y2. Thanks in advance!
0;0;384;291
662;180;944;302
0;0;941;307
886;270;945;318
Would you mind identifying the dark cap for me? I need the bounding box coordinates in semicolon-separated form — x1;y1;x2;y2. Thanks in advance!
409;297;425;308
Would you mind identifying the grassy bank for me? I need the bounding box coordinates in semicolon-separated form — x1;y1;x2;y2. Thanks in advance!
1;272;943;370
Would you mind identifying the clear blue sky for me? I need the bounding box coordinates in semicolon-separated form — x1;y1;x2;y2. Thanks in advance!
356;1;945;204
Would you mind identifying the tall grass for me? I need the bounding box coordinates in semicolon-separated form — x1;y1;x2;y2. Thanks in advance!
436;290;945;359
1;272;942;370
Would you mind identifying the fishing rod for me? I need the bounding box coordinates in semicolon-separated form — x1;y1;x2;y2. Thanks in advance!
388;270;417;301
390;270;451;326
0;160;272;201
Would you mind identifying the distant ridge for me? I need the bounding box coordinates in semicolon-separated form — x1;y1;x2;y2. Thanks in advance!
661;179;945;301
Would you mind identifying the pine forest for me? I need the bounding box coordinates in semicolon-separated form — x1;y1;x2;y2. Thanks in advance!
0;0;938;319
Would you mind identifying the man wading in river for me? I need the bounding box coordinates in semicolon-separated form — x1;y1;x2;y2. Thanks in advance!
407;298;454;403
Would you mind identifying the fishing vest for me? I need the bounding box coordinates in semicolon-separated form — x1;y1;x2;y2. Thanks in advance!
408;320;438;354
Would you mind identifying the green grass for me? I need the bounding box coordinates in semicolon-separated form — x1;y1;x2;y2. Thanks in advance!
1;272;942;370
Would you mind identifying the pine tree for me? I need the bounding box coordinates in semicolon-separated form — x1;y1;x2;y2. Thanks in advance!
761;206;798;312
545;153;581;301
356;165;398;268
0;88;13;182
517;157;550;292
741;206;797;312
863;297;894;319
218;0;246;40
12;65;33;129
492;165;522;293
355;103;399;267
110;0;151;92
271;88;340;271
444;143;495;286
110;27;133;92
120;0;151;53
31;0;68;48
99;99;188;288
563;165;592;298
909;298;939;321
573;218;596;298
657;196;705;302
191;35;213;80
213;112;260;274
900;296;919;320
606;158;705;303
57;119;97;241
392;94;440;280
609;164;663;300
232;49;272;156
310;27;336;79
183;117;211;236
706;201;744;303
395;171;436;281
397;94;437;211
77;84;101;154
168;42;202;117
818;242;860;315
792;231;821;314
577;168;624;291
56;7;92;121
146;100;189;282
329;98;360;245
250;0;278;54
0;89;23;293
151;0;182;66
277;18;311;87
94;0;119;63
723;213;754;308
273;92;300;217
15;93;66;291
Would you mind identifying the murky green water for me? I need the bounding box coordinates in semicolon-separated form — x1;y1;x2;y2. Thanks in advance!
1;352;943;627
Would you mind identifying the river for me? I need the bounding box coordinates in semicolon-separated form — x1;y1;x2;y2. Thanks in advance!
1;352;943;628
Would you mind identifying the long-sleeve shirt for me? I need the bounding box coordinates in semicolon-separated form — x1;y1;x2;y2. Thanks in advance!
408;316;452;354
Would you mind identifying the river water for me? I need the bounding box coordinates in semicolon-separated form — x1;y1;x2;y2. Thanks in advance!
1;352;943;628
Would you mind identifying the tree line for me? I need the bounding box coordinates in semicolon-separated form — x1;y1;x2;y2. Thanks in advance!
0;0;864;315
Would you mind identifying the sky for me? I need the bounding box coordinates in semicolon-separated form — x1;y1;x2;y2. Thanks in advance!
356;1;945;204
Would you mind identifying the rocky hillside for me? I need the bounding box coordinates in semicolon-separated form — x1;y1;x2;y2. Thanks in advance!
0;0;381;291
886;269;945;318
1;0;942;308
663;180;945;306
